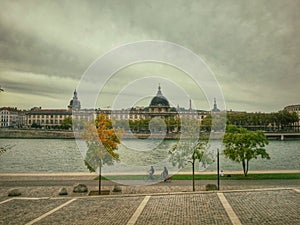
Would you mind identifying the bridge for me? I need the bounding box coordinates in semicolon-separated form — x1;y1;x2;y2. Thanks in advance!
264;132;300;140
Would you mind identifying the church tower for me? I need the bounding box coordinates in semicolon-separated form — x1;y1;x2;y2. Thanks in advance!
212;98;220;112
68;89;81;111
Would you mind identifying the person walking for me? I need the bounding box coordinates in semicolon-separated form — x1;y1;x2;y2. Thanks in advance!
161;166;169;182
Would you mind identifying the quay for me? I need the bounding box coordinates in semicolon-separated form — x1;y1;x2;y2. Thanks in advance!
0;173;299;225
1;128;300;140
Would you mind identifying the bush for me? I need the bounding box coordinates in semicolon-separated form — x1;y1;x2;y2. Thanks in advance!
205;184;218;191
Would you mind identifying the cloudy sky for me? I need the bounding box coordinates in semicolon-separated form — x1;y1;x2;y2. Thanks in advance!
0;0;299;112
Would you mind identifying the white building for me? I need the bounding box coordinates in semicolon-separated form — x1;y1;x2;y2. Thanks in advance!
0;107;25;128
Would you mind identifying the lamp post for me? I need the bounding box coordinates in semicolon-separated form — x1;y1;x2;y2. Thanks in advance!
98;159;102;195
217;148;220;190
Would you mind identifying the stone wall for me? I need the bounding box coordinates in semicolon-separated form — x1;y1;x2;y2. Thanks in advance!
0;129;75;139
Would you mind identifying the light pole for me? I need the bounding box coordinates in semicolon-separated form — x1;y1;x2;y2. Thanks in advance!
98;159;102;195
217;148;220;190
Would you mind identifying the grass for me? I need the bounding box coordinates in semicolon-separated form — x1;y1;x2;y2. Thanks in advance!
172;173;300;180
96;173;300;181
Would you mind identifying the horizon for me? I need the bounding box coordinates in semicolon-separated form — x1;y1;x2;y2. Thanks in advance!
0;86;296;114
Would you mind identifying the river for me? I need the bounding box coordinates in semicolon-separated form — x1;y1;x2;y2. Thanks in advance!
0;139;299;174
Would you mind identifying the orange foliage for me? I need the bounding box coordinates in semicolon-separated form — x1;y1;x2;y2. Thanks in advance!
82;114;122;161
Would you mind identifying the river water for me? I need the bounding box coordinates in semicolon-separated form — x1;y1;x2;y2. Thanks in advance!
0;138;299;174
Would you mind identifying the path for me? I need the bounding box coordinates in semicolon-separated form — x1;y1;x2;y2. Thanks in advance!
0;189;299;224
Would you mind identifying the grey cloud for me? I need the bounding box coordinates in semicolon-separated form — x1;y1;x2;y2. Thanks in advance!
0;0;299;112
0;21;88;78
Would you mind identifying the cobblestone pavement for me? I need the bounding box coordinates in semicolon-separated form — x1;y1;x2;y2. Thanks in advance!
0;189;299;225
224;189;300;225
0;175;299;224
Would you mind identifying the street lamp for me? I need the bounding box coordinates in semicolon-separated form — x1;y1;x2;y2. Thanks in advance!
217;148;220;190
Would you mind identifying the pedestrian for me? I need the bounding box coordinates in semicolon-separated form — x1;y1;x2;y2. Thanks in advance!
148;166;155;180
161;166;169;182
220;170;224;177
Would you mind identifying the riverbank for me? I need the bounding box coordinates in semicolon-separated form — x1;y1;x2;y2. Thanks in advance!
0;128;75;139
1;128;300;140
0;128;222;139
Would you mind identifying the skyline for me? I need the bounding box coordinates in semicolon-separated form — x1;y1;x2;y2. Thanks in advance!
0;0;299;112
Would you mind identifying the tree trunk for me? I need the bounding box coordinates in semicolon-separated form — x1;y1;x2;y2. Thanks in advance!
242;160;247;176
192;161;195;191
245;159;249;176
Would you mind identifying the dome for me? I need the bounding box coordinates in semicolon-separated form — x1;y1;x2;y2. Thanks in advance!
68;89;81;110
149;85;170;107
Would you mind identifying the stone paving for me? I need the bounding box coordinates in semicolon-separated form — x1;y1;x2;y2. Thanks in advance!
224;189;300;225
0;189;299;225
134;193;232;225
0;174;299;225
0;198;68;225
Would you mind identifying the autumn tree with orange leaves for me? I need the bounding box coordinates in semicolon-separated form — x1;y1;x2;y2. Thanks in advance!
82;114;122;194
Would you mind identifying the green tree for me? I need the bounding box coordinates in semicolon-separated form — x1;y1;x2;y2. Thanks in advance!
223;125;270;176
82;114;122;194
201;114;212;132
275;110;299;130
169;118;211;191
61;116;72;129
169;140;209;191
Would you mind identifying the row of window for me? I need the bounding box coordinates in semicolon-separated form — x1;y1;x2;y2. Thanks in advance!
28;114;68;119
29;120;62;125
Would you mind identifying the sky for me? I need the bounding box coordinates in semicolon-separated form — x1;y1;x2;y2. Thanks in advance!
0;0;299;112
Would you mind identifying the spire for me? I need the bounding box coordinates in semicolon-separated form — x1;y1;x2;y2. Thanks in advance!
73;89;78;99
212;98;220;112
189;99;192;110
156;84;162;96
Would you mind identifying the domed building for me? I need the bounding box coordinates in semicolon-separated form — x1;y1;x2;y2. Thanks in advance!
148;85;171;114
68;89;81;111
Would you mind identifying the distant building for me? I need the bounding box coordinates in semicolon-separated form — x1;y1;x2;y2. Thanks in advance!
284;104;300;126
1;86;218;130
26;108;72;128
68;89;81;110
0;107;25;128
109;85;209;122
211;98;221;113
25;90;94;128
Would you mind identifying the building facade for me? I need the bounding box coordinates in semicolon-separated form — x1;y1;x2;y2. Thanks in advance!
0;107;25;128
1;86;218;129
26;108;72;128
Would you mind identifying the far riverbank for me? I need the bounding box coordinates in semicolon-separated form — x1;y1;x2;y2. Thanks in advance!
0;128;75;139
2;128;300;140
0;128;222;140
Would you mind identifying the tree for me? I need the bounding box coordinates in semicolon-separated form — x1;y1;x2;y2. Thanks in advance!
201;114;212;132
223;125;270;176
81;114;122;194
169;140;209;191
169;118;212;191
275;110;299;130
61;116;72;129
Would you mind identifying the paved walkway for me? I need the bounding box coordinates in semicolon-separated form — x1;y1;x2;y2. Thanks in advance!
0;174;299;224
0;188;299;224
